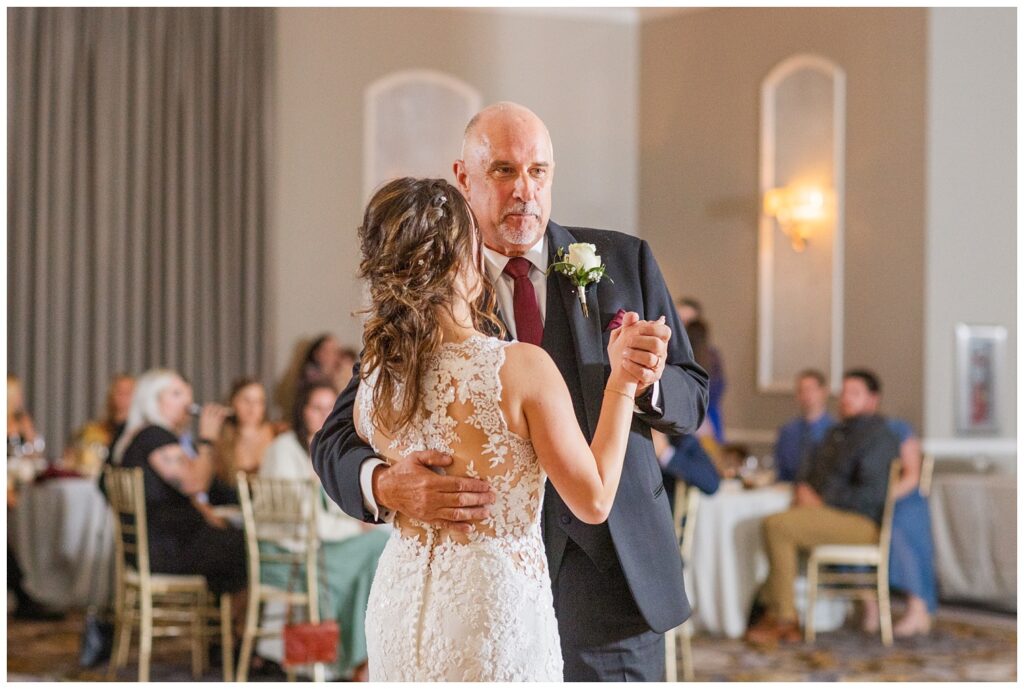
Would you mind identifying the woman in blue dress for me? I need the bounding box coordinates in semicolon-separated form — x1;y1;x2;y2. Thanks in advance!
684;319;726;444
863;419;937;637
675;298;727;444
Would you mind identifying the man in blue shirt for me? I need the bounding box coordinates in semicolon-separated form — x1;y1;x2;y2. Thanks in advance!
746;369;899;645
773;369;835;482
654;431;721;508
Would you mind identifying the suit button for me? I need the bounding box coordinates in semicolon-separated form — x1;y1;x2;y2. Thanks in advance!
560;515;572;525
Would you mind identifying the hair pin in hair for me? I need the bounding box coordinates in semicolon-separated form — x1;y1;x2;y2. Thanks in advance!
417;259;425;266
432;193;447;208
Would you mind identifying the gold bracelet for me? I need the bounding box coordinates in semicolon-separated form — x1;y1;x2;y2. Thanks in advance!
604;387;634;401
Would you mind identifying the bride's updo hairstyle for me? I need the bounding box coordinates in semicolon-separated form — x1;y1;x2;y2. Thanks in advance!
357;177;504;433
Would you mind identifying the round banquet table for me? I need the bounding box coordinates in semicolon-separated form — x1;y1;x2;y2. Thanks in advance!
9;476;115;611
688;479;848;638
929;471;1016;610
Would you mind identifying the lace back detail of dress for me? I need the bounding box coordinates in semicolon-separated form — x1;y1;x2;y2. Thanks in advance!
357;335;545;547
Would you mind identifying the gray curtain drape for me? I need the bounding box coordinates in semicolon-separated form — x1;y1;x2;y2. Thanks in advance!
8;7;274;449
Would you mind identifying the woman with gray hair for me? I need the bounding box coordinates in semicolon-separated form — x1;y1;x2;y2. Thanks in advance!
111;369;247;597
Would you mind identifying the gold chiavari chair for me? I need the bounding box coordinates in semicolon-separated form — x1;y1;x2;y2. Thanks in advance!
236;472;326;682
665;483;702;681
104;466;232;681
805;460;902;647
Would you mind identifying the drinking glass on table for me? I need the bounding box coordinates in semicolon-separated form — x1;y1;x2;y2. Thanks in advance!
740;454;775;489
9;435;46;461
7;455;38;496
740;455;758;479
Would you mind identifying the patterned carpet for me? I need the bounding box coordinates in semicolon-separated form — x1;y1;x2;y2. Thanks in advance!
6;609;286;682
6;605;1016;681
684;605;1016;682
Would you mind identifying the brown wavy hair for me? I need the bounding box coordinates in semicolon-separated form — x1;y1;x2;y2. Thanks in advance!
292;381;338;451
214;376;268;484
358;177;504;434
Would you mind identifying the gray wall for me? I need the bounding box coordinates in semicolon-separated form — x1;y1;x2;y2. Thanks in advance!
640;8;928;437
270;8;638;381
924;8;1017;443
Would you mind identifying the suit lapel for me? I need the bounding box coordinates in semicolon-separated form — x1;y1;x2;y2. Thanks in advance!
545;222;605;437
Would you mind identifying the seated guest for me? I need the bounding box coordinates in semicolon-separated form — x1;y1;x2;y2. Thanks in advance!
213;377;276;485
259;382;388;682
65;373;135;476
745;369;899;644
654;431;720;519
7;374;63;620
859;417;937;637
299;333;346;391
718;443;749;479
675;308;727;461
110;369;247;598
675;296;702;327
653;430;720;504
683;314;727;444
773;369;835;482
336;347;358;392
7;374;42;457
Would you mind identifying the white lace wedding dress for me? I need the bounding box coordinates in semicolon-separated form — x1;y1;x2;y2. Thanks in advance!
357;335;563;681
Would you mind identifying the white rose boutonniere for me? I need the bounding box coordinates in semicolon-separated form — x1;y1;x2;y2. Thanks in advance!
547;242;611;317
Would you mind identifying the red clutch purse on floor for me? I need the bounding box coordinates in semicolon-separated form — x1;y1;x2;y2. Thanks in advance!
283;619;339;666
282;523;339;668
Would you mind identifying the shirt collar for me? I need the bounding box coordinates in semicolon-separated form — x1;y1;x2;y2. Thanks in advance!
483;234;548;283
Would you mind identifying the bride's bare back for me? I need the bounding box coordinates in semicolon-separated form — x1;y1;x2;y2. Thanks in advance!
355;335;545;550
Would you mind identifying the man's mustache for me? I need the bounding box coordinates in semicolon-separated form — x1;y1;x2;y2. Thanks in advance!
501;202;542;220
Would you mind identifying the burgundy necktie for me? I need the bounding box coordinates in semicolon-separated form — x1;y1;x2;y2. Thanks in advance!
503;257;544;346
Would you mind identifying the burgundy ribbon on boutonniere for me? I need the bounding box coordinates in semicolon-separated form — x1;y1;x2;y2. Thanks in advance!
605;308;626;332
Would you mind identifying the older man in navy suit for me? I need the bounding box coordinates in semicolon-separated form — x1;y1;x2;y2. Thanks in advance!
312;102;708;681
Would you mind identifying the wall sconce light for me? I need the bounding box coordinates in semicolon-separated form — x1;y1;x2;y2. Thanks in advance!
762;185;832;252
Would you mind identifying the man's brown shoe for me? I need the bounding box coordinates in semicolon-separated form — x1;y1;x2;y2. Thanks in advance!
744;618;802;646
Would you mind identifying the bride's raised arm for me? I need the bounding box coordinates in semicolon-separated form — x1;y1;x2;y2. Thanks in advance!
506;312;648;524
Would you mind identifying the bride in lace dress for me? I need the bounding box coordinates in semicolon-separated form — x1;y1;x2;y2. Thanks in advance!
352;178;646;681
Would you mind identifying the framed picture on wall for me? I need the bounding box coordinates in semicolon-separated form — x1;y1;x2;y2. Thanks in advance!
955;323;1006;434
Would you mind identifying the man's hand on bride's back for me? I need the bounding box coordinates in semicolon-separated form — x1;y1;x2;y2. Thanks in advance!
372;450;496;533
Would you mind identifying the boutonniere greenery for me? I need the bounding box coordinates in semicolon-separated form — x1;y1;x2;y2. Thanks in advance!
547;242;611;318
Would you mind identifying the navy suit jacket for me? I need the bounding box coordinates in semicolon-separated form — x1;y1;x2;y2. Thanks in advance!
311;221;709;634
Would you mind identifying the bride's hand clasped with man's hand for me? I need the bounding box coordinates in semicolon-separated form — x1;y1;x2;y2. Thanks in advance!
607;311;670;391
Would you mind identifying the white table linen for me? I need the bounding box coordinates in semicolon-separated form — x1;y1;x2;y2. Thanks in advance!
689;479;847;637
930;472;1016;610
10;477;114;610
